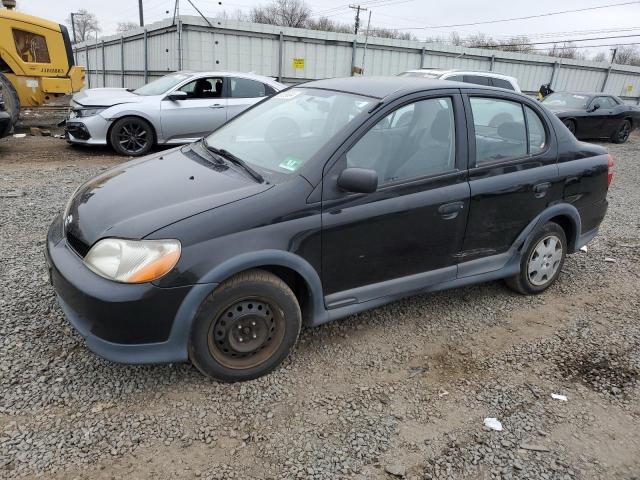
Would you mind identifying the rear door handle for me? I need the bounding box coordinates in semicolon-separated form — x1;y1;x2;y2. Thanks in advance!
438;201;464;220
533;182;551;198
209;104;225;109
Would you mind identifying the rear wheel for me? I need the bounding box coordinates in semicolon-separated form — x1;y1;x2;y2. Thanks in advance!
109;116;154;156
611;119;631;144
189;269;301;382
563;119;576;135
0;73;20;128
505;222;567;295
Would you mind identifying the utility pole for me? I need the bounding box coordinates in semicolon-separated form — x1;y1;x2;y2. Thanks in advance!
611;47;618;64
138;0;144;27
348;4;368;76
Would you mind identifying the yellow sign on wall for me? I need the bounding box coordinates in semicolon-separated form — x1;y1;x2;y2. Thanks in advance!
292;58;305;69
626;84;633;93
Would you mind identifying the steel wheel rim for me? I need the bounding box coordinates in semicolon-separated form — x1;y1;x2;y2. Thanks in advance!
527;234;563;286
207;297;286;370
619;121;630;142
117;122;149;154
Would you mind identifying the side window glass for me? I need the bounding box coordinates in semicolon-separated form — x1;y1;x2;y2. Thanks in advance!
230;78;267;98
470;97;526;164
347;97;456;185
525;107;547;155
464;75;491;86
491;78;515;91
264;84;276;96
446;75;464;82
179;77;223;99
603;97;617;108
13;29;50;63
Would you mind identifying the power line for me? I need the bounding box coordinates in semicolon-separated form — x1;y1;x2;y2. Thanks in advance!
403;1;640;29
530;41;640;50
474;33;640;48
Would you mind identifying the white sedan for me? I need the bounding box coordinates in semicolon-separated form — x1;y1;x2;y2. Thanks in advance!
65;71;286;156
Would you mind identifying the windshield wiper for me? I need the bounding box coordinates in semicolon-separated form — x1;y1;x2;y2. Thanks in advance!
203;140;264;183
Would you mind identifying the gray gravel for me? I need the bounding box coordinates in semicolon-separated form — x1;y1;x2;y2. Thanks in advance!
0;135;638;479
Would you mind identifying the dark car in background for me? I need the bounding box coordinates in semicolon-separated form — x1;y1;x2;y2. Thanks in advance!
46;77;612;382
543;92;640;143
0;87;12;138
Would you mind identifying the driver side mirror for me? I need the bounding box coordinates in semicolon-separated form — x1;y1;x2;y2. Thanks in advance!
167;91;188;101
337;167;378;194
589;103;601;112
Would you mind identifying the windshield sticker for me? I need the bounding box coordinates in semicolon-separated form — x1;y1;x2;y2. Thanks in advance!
274;90;301;100
279;156;303;171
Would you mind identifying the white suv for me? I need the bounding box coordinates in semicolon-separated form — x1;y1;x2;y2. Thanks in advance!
398;69;521;92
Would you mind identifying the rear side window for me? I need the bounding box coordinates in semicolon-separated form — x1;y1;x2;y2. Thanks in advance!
491;78;515;91
601;96;618;108
464;75;491;86
470;98;548;165
446;75;464;82
230;78;267;98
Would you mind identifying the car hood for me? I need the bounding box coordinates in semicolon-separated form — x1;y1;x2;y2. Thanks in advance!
64;144;272;248
72;88;145;107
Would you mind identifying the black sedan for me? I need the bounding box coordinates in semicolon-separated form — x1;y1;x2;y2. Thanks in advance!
47;77;612;382
542;92;640;143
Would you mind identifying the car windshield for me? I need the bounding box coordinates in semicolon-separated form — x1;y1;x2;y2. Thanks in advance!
133;73;193;96
543;92;590;109
204;88;376;175
398;71;441;79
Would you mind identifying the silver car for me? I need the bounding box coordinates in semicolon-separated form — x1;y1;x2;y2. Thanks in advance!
65;71;286;156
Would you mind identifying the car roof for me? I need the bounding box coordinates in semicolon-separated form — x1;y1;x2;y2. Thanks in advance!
403;68;517;81
175;70;283;86
300;76;473;99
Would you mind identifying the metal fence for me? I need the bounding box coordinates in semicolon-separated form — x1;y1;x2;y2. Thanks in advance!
74;15;640;104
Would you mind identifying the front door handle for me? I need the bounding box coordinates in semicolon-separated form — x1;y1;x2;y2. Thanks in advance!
533;182;551;198
209;104;225;109
438;201;464;220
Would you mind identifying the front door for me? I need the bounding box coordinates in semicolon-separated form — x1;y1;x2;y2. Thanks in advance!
160;76;228;142
321;93;470;305
460;91;560;269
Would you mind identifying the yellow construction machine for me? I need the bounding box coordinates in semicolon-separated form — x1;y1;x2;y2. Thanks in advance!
0;0;85;130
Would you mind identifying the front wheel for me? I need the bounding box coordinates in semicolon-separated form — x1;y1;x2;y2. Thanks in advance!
611;119;631;144
189;269;302;382
505;222;567;295
109;117;154;156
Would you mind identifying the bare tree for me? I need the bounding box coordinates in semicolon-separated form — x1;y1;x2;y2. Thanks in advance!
65;9;101;42
613;45;640;66
116;22;138;33
250;0;310;28
592;51;608;63
547;42;585;60
307;16;351;34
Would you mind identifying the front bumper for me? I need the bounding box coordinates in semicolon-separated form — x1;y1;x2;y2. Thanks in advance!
45;215;216;364
65;113;110;146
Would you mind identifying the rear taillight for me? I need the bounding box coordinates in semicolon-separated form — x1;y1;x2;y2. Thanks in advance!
607;154;614;188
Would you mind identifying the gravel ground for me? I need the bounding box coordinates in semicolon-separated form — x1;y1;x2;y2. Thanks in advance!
0;133;638;480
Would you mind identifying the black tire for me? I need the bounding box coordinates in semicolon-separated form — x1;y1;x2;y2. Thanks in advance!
109;116;154;156
505;222;567;295
611;119;631;144
189;269;302;382
563;119;576;136
0;73;20;127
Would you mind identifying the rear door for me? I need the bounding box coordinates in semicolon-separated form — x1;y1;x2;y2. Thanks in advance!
459;90;559;271
160;76;228;142
321;91;470;304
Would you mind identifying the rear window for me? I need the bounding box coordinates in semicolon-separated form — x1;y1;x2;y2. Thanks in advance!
464;75;491;87
230;77;268;98
491;78;515;91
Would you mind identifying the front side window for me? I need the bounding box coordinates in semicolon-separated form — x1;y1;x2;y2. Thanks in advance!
471;97;527;164
230;78;267;98
205;88;375;174
347;97;456;185
179;77;223;99
12;29;50;63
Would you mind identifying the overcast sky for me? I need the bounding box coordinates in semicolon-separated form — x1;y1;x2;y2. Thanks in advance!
13;0;640;58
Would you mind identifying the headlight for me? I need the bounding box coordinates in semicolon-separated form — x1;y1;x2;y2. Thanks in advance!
72;107;106;118
84;238;181;283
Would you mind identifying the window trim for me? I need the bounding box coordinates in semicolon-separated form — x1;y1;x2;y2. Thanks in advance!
465;93;551;169
342;95;460;188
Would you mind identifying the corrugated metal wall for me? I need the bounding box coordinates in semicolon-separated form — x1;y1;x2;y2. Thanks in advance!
74;15;640;104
